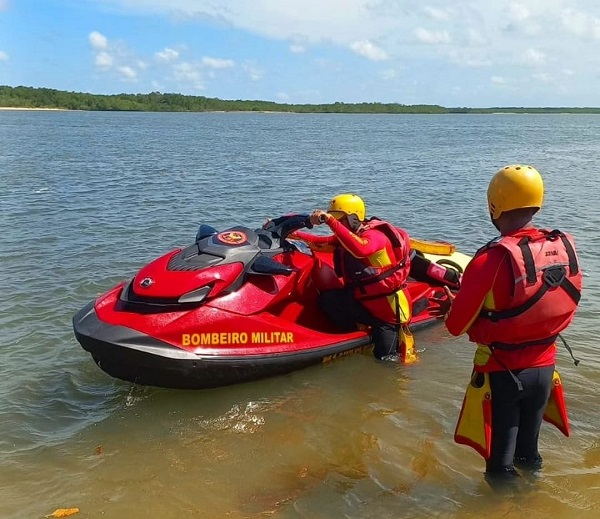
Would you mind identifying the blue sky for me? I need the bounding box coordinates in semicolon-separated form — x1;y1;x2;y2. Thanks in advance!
1;0;600;107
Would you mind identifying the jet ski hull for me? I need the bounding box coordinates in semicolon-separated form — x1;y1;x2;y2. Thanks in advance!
74;301;373;389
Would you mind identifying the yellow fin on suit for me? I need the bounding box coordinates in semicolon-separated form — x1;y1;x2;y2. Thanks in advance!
394;290;417;364
454;371;492;459
399;324;417;364
543;370;570;437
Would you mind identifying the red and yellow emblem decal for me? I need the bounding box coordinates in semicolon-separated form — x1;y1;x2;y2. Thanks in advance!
217;231;247;245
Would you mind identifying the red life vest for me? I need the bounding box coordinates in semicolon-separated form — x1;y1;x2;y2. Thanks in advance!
467;229;582;348
334;218;411;300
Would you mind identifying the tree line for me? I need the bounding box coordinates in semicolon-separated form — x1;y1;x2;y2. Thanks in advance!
2;85;600;114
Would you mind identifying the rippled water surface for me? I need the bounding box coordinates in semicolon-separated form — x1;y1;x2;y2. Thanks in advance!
0;111;599;519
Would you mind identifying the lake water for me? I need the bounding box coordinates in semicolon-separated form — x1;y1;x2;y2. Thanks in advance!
0;110;599;519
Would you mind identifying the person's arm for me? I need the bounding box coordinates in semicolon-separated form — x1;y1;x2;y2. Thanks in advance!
444;247;507;336
327;218;386;257
288;229;337;252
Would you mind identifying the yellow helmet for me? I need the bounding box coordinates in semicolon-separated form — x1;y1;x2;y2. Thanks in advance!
487;165;544;219
328;193;366;221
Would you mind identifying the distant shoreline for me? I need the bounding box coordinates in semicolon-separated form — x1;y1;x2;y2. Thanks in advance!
2;106;599;115
4;86;600;114
0;106;68;111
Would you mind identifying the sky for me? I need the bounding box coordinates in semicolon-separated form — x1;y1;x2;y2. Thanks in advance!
1;0;600;107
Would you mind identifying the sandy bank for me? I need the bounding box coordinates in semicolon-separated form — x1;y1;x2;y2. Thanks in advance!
0;107;68;111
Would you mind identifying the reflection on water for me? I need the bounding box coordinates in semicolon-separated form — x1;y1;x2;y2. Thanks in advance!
0;111;599;519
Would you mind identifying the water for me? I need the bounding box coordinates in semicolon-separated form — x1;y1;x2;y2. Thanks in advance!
0;111;599;519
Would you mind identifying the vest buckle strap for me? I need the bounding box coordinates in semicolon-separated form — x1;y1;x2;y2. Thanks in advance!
543;265;567;288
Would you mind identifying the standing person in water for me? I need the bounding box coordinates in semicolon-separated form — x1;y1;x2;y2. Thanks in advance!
292;193;415;362
438;165;582;481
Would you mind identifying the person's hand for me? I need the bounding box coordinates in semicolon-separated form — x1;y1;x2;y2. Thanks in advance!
310;210;330;225
430;286;455;320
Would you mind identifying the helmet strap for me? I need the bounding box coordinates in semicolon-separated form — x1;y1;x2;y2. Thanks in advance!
346;214;362;231
490;214;501;232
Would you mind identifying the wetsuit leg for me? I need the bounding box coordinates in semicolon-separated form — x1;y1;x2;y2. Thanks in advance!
487;370;521;475
318;289;396;359
370;324;398;359
487;366;555;475
514;365;554;468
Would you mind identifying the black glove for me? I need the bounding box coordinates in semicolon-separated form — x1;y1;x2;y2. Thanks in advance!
430;287;453;319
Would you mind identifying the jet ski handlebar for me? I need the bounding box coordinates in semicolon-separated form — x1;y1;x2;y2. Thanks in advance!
261;213;313;240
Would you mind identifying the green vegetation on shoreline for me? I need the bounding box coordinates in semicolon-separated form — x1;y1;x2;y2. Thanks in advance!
2;85;600;114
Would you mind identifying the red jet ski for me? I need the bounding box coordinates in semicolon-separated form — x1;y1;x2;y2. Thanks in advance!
73;214;469;389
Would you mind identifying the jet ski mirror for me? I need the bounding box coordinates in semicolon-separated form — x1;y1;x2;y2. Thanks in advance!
196;224;218;242
251;256;294;276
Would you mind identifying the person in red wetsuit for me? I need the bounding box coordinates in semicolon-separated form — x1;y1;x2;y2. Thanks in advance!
439;165;582;481
292;193;415;362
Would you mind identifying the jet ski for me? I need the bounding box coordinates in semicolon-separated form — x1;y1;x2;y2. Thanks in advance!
73;213;471;389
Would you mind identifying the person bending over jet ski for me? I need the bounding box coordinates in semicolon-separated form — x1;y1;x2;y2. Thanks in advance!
290;193;415;362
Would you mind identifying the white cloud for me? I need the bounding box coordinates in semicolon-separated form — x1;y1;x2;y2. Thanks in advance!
243;62;263;81
423;6;451;21
89;31;143;83
0;0;8;11
380;68;398;80
464;58;492;68
522;48;546;65
85;1;600;104
155;47;179;62
465;29;488;47
201;57;235;69
89;1;600;53
0;50;8;61
95;51;113;68
276;92;289;100
89;31;108;50
450;51;492;68
508;3;530;22
532;72;552;83
88;27;240;91
88;0;600;75
153;54;236;90
349;40;387;61
118;65;137;79
173;62;205;90
289;34;309;54
562;8;600;39
414;28;451;45
289;44;306;53
500;2;541;36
